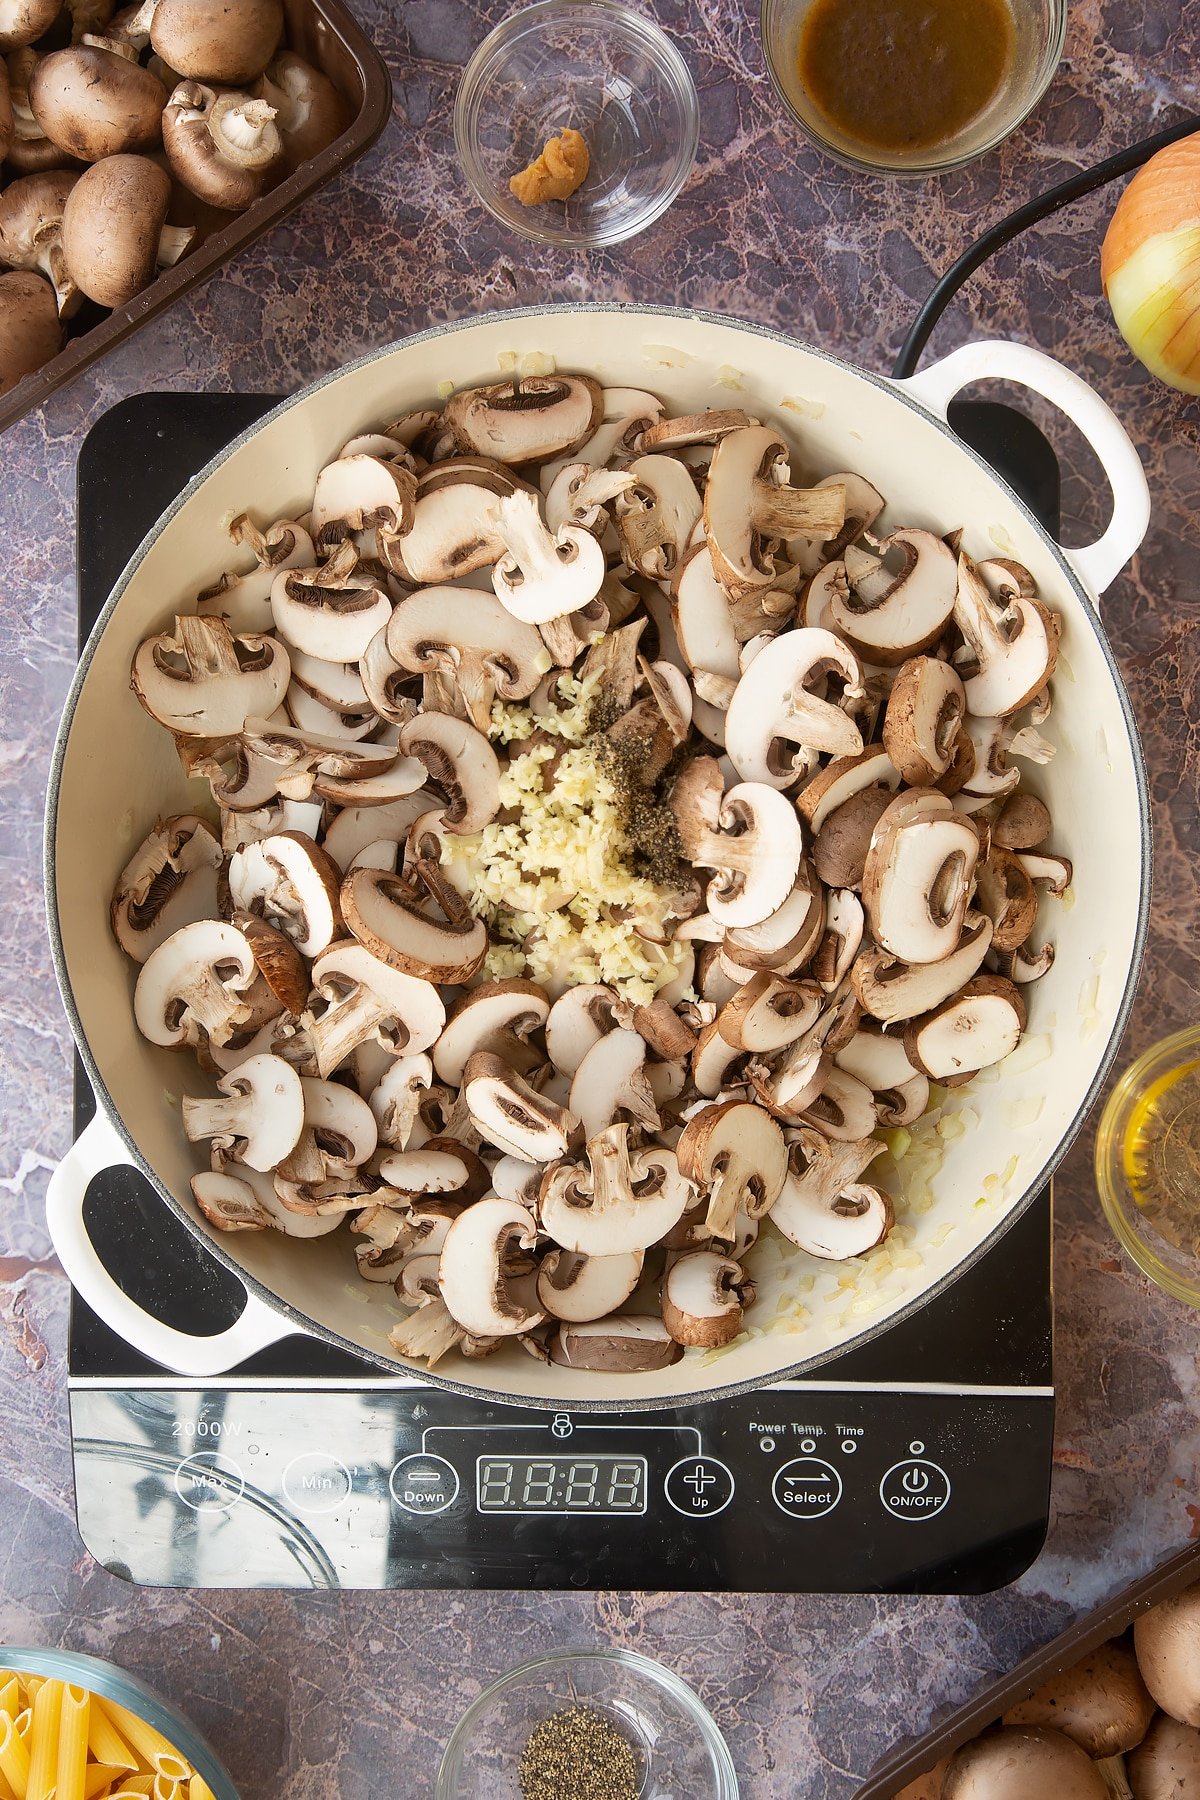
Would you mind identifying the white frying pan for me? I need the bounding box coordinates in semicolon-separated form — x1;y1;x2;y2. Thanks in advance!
44;305;1151;1410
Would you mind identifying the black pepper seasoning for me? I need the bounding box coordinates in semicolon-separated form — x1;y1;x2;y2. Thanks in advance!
592;731;688;889
518;1704;641;1800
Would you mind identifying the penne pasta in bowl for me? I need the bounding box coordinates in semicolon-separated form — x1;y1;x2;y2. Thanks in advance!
0;1654;236;1800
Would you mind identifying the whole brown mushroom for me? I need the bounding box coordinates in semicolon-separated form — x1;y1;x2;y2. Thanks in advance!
0;170;80;315
29;42;166;161
60;153;192;307
1128;1713;1200;1799
162;80;282;211
256;49;348;168
943;1725;1110;1799
0;268;61;395
0;53;12;161
1136;1584;1200;1727
148;0;284;85
0;0;59;53
5;47;76;174
1003;1639;1156;1759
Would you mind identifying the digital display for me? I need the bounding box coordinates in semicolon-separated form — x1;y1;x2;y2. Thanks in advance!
476;1455;647;1515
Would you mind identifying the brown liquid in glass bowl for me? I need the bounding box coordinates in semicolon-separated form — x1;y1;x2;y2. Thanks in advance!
797;0;1014;155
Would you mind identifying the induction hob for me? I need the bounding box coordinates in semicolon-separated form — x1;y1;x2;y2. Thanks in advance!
67;391;1058;1593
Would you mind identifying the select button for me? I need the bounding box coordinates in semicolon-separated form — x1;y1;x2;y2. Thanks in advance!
772;1457;843;1520
390;1453;460;1516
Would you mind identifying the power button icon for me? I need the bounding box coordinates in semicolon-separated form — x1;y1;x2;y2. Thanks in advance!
879;1457;951;1521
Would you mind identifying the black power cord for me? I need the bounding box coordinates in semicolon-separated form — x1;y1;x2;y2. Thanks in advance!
892;112;1200;378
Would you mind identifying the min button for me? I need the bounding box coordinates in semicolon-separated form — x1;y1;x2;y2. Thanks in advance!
283;1453;352;1515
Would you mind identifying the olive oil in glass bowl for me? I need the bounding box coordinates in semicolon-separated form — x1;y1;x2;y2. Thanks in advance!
761;0;1066;175
1096;1026;1200;1306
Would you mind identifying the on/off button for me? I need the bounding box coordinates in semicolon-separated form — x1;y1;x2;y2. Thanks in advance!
879;1457;951;1521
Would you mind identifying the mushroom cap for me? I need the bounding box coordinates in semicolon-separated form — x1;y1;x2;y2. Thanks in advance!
883;655;967;786
228;831;342;959
181;1052;305;1171
1004;1638;1155;1759
61;154;173;309
431;980;549;1087
133;918;256;1049
538;1128;690;1255
771;1126;892;1257
162;81;279;212
151;0;285;85
397;710;500;834
852;911;994;1025
1135;1584;1200;1726
0;0;60;51
0;56;11;162
1128;1712;1200;1799
830;527;958;664
0;269;61;395
110;814;223;964
341;864;489;985
943;1726;1110;1800
904;975;1026;1081
30;45;166;161
676;1098;788;1239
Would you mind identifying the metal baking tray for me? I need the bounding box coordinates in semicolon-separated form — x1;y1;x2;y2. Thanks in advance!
0;0;391;434
857;1541;1200;1796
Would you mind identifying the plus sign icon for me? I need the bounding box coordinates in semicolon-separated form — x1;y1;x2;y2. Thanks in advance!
664;1455;735;1517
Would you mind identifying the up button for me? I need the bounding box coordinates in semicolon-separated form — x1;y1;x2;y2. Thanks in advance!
879;1445;951;1521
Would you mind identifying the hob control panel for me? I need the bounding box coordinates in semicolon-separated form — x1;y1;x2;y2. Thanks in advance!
70;1382;1052;1593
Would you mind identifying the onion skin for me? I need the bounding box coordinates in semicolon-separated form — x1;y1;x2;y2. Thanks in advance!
1101;134;1200;395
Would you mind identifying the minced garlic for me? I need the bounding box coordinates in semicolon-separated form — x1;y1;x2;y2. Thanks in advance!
441;722;692;1005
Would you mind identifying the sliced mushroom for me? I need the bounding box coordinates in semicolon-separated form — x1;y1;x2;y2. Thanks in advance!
486;487;605;636
904;976;1026;1080
341;861;488;984
862;790;980;964
434;1195;545;1338
442;375;602;465
811;888;865;990
198;516;318;636
544;983;622;1076
273;1074;377;1190
669;756;804;928
535;1247;644;1322
769;1128;886;1250
954;551;1060;717
676;1098;788;1240
270;543;392;662
462;1050;580;1163
549;1316;683;1372
383;459;522;584
704;425;845;598
544;461;635;537
568;1026;661;1141
725;627;866;788
110;815;222;963
722;873;825;975
431;980;549;1086
852;911;994;1023
386;585;545;731
883;655;966;785
539;1125;692;1254
975;846;1039;951
396;711;500;834
796;744;901;833
228;830;342;958
716;971;824;1054
377;1137;489;1206
309;452;414;551
1018;850;1073;896
812;786;895;890
181;1051;304;1171
131;613;290;738
368;1052;433;1149
828;528;958;664
614;452;704;579
663;1251;753;1348
134;918;257;1049
305;940;444;1077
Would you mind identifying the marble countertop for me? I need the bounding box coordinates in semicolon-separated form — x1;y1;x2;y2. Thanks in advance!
1;2;1198;1795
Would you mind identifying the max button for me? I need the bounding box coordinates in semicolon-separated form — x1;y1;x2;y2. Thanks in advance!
664;1457;735;1518
174;1452;244;1512
879;1458;951;1521
390;1453;459;1516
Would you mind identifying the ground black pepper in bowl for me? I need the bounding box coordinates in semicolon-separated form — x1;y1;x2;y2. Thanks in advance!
518;1703;642;1800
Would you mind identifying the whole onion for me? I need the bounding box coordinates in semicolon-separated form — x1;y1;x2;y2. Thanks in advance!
1101;132;1200;395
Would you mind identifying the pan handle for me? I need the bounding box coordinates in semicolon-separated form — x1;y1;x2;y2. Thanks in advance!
46;1112;303;1377
895;338;1151;601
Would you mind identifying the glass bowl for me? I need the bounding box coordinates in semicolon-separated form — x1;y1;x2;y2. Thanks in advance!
1095;1024;1200;1306
454;1;699;247
760;0;1066;176
0;1647;240;1799
436;1648;739;1799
